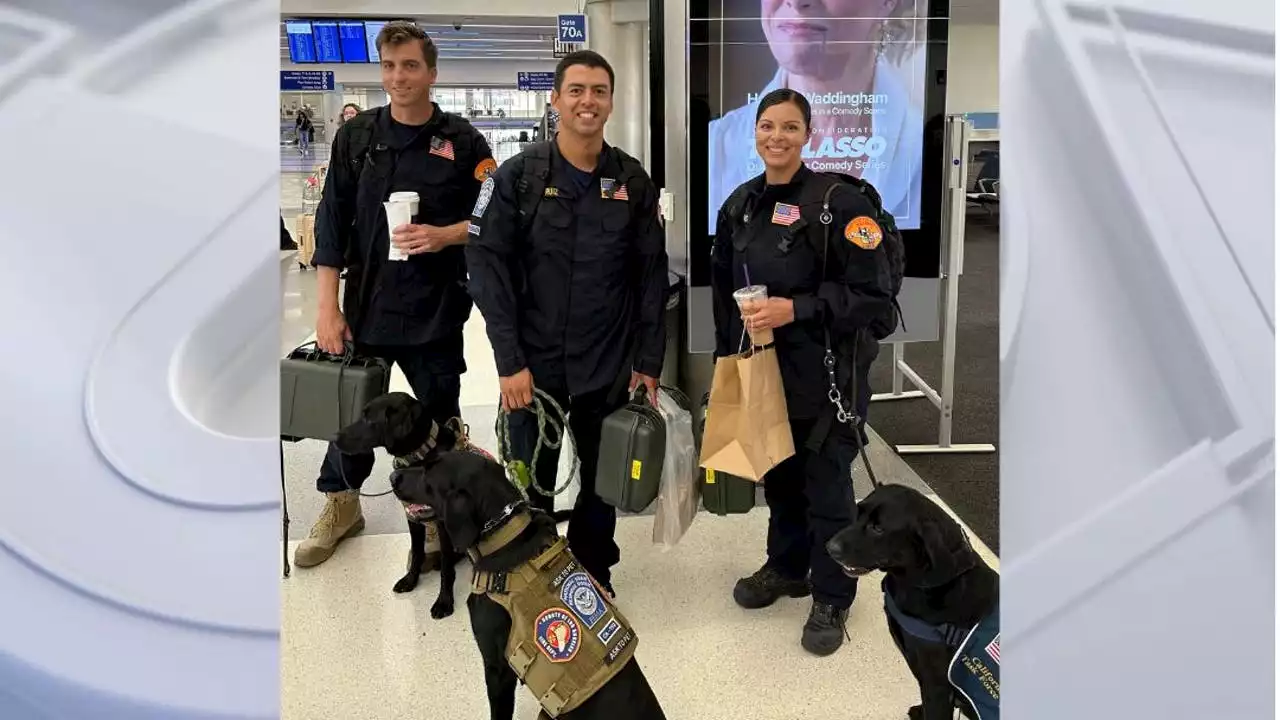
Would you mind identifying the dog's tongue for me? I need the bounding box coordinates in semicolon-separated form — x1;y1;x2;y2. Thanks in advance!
402;503;433;522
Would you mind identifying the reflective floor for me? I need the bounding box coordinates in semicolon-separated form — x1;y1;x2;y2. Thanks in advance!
278;175;1000;720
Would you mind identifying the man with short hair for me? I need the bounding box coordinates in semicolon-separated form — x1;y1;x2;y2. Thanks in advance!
466;50;669;596
295;20;496;568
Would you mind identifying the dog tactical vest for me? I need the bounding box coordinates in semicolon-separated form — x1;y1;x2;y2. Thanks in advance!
886;591;1000;719
948;603;999;720
471;519;639;718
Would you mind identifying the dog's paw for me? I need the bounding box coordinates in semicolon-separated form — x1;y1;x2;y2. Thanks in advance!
393;574;420;594
430;598;455;619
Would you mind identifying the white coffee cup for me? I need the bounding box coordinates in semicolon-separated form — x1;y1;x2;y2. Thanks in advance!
384;200;414;261
388;191;419;216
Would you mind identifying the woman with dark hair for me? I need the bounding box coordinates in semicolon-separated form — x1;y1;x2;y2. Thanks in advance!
340;102;361;125
710;88;895;658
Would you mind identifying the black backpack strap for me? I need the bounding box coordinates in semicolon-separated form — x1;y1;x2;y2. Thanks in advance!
515;141;553;234
341;110;378;175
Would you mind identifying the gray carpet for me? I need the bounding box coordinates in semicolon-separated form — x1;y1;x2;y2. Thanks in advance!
868;217;1000;553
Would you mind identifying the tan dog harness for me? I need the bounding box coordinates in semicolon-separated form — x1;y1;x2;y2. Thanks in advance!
471;515;639;717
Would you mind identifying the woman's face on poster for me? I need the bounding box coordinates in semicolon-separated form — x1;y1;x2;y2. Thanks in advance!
760;0;899;78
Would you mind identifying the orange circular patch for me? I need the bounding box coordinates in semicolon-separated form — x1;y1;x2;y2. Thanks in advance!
844;216;883;250
474;158;498;182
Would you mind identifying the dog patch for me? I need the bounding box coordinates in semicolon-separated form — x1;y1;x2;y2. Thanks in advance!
473;177;495;217
600;178;629;201
560;573;607;629
771;202;800;226
534;609;581;663
429;136;456;160
985;634;1000;665
603;627;635;665
549;560;580;592
474;157;498;182
597;618;622;645
845;216;882;250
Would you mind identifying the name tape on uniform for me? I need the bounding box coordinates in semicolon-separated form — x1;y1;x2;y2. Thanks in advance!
474;157;498;182
473;177;495;217
845;216;882;250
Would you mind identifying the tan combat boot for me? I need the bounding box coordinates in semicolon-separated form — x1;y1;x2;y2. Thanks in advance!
294;490;365;568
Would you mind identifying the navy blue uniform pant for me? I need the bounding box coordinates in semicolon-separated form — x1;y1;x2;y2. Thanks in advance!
762;364;873;610
316;335;463;493
509;378;629;588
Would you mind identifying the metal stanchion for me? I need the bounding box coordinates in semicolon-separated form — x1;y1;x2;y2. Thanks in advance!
872;115;995;456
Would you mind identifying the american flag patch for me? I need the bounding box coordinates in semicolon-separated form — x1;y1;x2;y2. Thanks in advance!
429;136;455;160
771;202;801;226
985;634;1000;665
601;178;629;201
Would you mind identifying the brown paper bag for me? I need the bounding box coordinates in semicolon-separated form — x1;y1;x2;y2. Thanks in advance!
699;346;795;481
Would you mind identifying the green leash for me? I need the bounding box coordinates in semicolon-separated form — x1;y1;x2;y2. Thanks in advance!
495;388;580;501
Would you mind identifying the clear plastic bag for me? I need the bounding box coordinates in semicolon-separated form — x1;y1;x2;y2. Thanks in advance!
652;388;699;549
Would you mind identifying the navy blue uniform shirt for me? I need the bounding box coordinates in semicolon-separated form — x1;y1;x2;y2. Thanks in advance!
312;104;494;348
466;140;669;395
711;164;894;419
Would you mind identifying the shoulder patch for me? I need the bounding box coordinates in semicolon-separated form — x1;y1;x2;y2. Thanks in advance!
845;216;883;250
474;157;498;182
473;176;495;217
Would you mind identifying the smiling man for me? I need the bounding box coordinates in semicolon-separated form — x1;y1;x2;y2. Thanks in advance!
465;50;669;597
297;20;495;569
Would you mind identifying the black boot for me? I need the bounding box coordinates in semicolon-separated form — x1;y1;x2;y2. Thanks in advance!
732;565;810;609
801;600;850;656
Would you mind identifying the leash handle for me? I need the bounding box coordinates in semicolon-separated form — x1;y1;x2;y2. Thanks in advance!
495;388;580;500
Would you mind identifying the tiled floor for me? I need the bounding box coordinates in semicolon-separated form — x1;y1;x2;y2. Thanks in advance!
277;189;999;720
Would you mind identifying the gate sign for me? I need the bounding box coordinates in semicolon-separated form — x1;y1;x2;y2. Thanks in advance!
517;71;556;92
281;71;335;91
557;14;587;43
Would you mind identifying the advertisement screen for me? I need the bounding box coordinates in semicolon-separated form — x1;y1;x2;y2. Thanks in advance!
701;0;928;235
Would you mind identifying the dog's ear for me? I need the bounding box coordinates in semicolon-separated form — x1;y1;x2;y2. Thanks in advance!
916;515;976;586
440;488;481;551
385;399;425;446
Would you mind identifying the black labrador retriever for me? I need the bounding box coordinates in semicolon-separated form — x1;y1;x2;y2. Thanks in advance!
391;450;667;720
826;484;998;720
333;391;467;619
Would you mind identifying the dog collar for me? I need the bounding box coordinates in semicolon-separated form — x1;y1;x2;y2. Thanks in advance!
469;507;532;562
392;424;440;470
